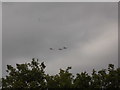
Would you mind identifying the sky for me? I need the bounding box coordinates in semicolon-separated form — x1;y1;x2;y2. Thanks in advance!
0;1;2;78
2;2;118;76
1;0;119;2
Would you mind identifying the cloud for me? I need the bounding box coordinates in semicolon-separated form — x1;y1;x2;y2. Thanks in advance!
45;23;118;75
2;2;118;76
0;2;1;78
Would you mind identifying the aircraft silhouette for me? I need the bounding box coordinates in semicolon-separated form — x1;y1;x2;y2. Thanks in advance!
63;47;67;49
58;48;62;50
50;48;53;50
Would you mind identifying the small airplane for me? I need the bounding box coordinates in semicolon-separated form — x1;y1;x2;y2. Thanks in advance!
63;47;67;49
50;48;54;50
58;48;62;50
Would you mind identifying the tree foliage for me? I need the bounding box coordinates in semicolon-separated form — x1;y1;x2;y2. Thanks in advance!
2;58;120;89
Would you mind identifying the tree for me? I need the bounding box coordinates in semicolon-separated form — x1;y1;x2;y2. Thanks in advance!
46;67;74;88
2;58;46;89
2;58;120;89
73;71;91;89
0;78;2;89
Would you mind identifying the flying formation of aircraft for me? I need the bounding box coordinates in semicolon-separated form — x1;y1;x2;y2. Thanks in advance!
49;47;67;50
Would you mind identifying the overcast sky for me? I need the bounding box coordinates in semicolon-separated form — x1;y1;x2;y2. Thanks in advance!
2;0;119;2
2;2;118;76
0;2;2;78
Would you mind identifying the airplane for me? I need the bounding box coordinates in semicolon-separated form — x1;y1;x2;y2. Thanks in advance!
50;48;53;50
58;48;62;50
63;47;67;49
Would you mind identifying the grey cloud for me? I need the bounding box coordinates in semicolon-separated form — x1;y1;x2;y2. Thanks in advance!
0;2;2;78
2;2;118;76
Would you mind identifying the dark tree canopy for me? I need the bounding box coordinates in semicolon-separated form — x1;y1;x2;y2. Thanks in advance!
2;58;120;89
